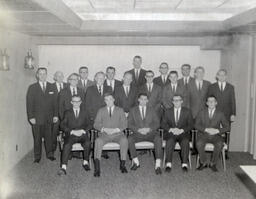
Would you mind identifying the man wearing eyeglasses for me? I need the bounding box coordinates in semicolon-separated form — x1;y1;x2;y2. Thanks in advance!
161;94;193;172
153;62;170;88
58;95;91;176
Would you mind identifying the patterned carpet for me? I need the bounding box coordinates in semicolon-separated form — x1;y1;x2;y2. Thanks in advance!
2;150;256;199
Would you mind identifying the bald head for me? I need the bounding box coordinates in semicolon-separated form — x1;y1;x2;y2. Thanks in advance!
54;71;64;83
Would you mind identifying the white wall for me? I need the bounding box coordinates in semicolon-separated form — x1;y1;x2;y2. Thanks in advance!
38;45;220;83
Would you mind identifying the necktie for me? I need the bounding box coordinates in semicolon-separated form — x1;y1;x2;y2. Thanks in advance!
142;107;145;120
42;83;46;93
83;80;86;88
209;110;213;119
75;110;78;118
198;82;201;91
148;84;152;93
221;83;224;92
109;107;112;117
163;77;166;84
72;88;76;96
60;83;63;90
110;81;113;91
125;86;129;97
172;85;176;93
98;86;102;96
175;109;179;126
135;70;139;80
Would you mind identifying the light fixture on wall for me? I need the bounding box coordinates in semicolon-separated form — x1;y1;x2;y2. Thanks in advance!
24;49;34;70
0;49;10;71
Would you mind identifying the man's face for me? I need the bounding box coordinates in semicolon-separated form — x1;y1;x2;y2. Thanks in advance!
71;96;82;109
79;68;88;80
195;68;205;80
104;95;115;107
169;73;178;84
206;97;217;109
95;73;105;86
55;72;64;83
181;66;191;77
145;72;154;84
138;95;148;106
217;71;227;82
159;64;169;75
123;73;133;85
172;96;183;108
133;57;142;69
37;69;47;82
69;75;79;87
106;69;115;80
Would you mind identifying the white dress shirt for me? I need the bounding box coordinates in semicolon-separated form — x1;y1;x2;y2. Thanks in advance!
171;83;177;92
147;83;153;92
174;107;181;124
196;80;203;90
218;81;226;91
39;81;46;91
208;108;216;119
73;108;80;118
139;105;146;120
161;75;168;84
123;85;130;97
70;86;77;95
81;79;88;87
107;79;115;91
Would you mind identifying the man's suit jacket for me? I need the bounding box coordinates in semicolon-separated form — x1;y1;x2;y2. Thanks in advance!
207;82;236;121
161;107;193;133
128;106;160;135
58;87;85;120
104;79;122;92
85;85;112;123
188;79;211;119
52;82;68;93
195;108;230;135
60;108;91;137
26;82;58;125
162;83;188;109
138;83;162;111
178;77;194;88
78;79;95;95
126;68;147;88
153;76;170;88
114;84;138;113
94;106;127;132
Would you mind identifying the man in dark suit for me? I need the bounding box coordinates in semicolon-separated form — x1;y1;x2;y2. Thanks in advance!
188;66;211;119
138;70;162;117
162;71;188;109
58;95;91;176
59;73;85;120
128;93;162;175
153;62;170;88
104;66;122;92
85;71;112;126
52;71;67;153
78;66;95;95
177;64;194;89
114;71;137;117
126;55;147;88
161;94;193;172
26;67;58;163
207;69;236;123
93;93;128;177
195;95;230;172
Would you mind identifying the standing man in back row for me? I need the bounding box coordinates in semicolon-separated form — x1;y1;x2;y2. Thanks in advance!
78;66;95;95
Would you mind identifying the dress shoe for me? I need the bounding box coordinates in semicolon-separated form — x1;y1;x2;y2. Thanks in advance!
82;164;90;171
182;166;188;172
209;164;218;172
165;167;172;173
130;163;140;171
120;160;128;173
94;159;101;177
58;168;67;176
197;163;208;171
155;167;162;175
33;159;40;163
47;156;56;161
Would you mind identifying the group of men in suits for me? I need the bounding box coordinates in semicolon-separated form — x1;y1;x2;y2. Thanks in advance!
26;55;236;177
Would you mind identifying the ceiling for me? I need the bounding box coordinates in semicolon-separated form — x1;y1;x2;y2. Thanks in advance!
0;0;256;37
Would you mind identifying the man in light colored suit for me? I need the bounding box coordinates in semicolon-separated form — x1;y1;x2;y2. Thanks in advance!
162;71;188;109
128;93;162;175
188;66;211;119
78;66;95;95
93;93;128;177
138;70;162;117
153;62;170;88
195;95;230;172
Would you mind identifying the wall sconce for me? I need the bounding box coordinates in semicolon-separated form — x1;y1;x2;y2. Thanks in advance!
0;49;10;71
24;49;34;70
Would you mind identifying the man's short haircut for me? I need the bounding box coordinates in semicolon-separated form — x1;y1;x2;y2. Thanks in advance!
94;71;105;79
138;92;148;99
104;92;114;98
168;70;178;77
160;62;168;68
207;95;217;101
68;73;79;80
217;69;228;75
146;70;154;76
133;55;142;61
194;66;205;73
123;71;133;78
71;95;81;101
181;64;191;69
53;71;63;81
79;66;88;72
36;67;47;74
172;94;183;100
106;66;116;72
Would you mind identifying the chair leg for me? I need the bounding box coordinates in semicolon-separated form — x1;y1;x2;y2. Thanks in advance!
162;148;166;168
222;148;226;171
188;150;192;169
196;155;199;168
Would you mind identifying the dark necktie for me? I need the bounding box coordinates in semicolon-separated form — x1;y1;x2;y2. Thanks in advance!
198;82;201;92
142;107;145;120
125;86;129;97
75;110;78;118
98;86;102;96
221;83;224;92
72;88;76;96
135;70;139;80
209;110;213;119
172;85;176;93
163;77;166;84
148;84;152;93
83;80;86;88
109;107;112;117
175;109;179;126
42;83;46;93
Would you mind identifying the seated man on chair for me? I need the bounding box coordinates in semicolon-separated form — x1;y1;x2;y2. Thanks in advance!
161;94;193;173
58;95;91;176
195;95;230;172
128;93;162;175
93;92;128;177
